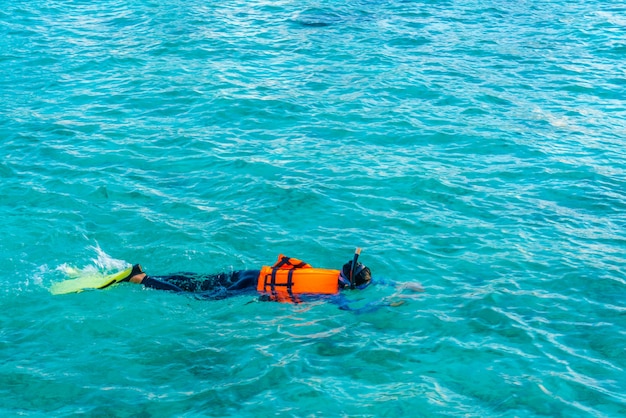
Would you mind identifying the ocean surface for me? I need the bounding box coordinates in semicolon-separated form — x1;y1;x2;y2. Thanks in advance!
1;0;625;416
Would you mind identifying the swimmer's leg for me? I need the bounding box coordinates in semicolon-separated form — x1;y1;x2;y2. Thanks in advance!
155;273;228;292
140;276;184;292
128;267;259;294
227;270;261;291
127;266;183;292
146;272;235;293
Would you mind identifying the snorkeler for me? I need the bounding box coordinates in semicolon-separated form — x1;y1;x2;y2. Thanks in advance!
122;252;373;303
51;249;423;306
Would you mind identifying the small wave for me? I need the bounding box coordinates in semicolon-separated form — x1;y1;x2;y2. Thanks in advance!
56;244;129;278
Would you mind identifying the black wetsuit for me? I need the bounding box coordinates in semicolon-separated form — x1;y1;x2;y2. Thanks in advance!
141;270;261;300
137;269;385;311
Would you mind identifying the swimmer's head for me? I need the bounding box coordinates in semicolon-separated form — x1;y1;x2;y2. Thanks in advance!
340;260;371;289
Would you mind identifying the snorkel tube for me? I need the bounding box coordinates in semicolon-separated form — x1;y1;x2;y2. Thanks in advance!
349;247;362;289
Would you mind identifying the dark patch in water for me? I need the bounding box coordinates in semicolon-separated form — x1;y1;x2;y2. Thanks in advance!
292;9;343;28
297;21;333;28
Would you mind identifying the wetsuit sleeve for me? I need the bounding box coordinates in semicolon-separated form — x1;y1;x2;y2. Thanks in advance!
370;277;396;287
333;295;386;313
332;279;398;313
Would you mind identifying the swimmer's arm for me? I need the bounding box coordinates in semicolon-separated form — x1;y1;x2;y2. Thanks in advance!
332;281;424;312
372;278;424;292
353;280;425;310
385;281;424;307
394;281;424;292
334;295;382;313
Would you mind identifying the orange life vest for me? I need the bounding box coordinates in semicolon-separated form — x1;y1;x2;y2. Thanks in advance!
257;255;340;303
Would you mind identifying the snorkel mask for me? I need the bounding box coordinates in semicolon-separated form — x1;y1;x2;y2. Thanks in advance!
340;248;371;289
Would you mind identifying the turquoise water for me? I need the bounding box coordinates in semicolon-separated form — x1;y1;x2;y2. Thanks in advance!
1;0;625;416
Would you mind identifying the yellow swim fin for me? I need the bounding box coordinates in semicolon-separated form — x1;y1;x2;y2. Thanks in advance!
50;266;133;295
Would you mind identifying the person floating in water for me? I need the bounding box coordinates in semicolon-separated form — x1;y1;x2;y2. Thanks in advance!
120;248;373;303
51;249;423;307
